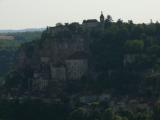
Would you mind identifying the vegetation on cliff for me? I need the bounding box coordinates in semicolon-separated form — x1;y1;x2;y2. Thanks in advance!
3;16;160;120
0;31;42;80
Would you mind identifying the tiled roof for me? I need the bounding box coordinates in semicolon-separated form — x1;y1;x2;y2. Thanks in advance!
83;19;98;24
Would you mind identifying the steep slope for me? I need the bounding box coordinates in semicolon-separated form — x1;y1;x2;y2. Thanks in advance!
4;18;160;99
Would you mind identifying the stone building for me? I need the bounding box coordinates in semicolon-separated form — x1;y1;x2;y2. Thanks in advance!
32;63;51;91
32;13;105;92
65;51;88;80
82;19;99;28
50;64;66;81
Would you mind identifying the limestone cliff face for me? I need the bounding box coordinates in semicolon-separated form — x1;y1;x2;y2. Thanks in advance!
15;22;98;95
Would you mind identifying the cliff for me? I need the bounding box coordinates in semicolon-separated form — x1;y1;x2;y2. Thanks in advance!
5;16;160;100
9;21;102;97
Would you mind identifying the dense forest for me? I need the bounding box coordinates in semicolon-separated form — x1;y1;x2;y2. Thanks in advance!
2;16;160;120
0;31;42;80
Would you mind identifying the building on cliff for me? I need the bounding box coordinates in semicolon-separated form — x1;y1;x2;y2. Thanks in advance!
31;13;105;94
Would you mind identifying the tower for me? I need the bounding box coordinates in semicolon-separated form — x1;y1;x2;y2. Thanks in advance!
100;11;105;23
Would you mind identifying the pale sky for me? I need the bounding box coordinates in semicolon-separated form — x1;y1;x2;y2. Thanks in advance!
0;0;160;29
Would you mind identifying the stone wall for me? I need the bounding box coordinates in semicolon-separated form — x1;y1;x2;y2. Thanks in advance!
65;59;88;80
50;65;66;81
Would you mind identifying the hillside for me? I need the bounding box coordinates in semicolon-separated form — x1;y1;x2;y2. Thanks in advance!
6;18;160;97
0;31;42;79
3;15;160;120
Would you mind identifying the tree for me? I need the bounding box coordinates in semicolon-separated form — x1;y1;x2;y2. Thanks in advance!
153;101;160;120
70;107;87;120
125;40;144;53
117;19;123;26
105;15;113;27
102;108;115;120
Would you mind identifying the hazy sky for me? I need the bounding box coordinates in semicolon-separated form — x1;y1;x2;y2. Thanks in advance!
0;0;160;29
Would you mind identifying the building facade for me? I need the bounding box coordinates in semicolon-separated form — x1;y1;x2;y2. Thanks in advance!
31;13;105;92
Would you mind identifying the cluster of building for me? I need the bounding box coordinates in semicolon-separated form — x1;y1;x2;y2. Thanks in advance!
21;13;106;95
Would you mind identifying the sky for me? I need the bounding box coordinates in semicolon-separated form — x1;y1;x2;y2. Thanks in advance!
0;0;160;29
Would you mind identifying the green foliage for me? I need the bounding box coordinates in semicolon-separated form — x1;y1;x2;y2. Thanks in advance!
3;15;160;120
0;99;68;120
10;31;42;43
153;101;160;120
125;40;144;53
0;40;20;50
70;107;87;120
0;31;42;78
102;108;115;120
89;18;160;95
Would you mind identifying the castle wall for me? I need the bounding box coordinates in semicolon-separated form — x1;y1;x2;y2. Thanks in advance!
50;38;86;63
50;66;66;81
32;77;48;91
32;24;90;92
40;57;50;63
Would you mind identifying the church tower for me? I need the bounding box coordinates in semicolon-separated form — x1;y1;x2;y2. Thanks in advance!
100;11;105;23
